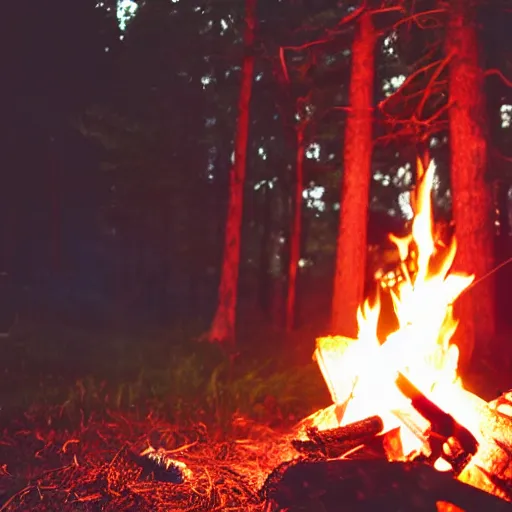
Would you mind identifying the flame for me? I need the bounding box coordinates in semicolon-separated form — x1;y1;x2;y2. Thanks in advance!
312;159;475;455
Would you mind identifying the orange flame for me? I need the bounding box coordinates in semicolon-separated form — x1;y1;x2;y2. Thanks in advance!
312;159;475;455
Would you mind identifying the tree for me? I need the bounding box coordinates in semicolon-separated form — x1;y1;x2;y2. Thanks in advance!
0;0;117;306
285;97;308;332
332;11;376;338
445;0;496;365
207;0;257;346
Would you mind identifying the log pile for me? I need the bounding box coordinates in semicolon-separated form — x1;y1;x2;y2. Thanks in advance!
260;384;512;511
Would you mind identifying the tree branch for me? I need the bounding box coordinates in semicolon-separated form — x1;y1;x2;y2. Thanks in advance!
415;49;453;118
377;58;444;112
278;46;290;84
391;8;446;31
485;68;512;88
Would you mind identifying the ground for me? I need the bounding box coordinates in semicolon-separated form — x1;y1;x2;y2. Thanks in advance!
0;320;326;510
0;320;510;511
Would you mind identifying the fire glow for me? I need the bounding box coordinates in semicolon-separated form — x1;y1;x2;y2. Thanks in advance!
311;158;476;464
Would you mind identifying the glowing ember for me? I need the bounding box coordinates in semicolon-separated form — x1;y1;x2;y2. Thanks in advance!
311;159;475;459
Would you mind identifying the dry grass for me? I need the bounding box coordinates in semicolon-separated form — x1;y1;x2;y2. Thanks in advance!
0;407;297;511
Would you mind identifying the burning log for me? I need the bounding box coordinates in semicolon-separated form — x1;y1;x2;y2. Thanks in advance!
439;388;512;502
396;373;478;475
262;458;512;512
292;415;384;458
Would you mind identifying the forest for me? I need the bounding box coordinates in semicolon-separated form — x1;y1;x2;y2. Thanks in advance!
1;0;512;510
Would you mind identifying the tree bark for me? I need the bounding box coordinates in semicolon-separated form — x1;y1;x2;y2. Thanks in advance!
496;181;510;241
207;0;256;346
285;123;305;332
332;12;375;338
446;0;496;366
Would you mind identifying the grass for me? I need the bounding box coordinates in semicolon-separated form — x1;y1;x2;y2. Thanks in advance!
0;319;330;510
0;320;330;433
0;405;296;511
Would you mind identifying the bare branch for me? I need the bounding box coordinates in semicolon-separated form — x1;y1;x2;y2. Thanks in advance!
415;50;453;118
485;68;512;88
278;47;290;84
491;147;512;164
377;58;444;112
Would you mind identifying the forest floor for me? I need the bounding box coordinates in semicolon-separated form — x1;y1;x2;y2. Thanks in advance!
0;319;326;511
0;320;510;511
0;405;294;511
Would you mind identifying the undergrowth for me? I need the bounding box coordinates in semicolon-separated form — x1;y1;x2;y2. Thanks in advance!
0;321;329;432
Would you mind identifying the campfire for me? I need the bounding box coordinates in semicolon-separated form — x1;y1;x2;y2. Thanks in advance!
269;158;512;510
311;158;472;447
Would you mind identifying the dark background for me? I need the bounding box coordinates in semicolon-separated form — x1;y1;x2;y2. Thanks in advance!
0;0;510;349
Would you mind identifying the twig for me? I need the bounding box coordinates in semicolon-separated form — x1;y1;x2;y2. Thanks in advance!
415;50;453;119
485;68;512;88
378;59;444;112
391;8;446;31
0;485;36;512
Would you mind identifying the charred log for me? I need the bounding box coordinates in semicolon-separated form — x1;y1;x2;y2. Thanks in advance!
262;458;512;512
292;415;384;458
306;415;384;445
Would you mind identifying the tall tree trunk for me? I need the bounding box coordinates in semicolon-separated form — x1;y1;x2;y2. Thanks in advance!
257;184;272;316
496;181;510;241
446;0;496;366
285;122;305;332
207;0;256;346
332;12;375;338
495;181;510;328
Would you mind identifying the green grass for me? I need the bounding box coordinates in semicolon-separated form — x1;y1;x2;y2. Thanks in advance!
0;321;330;432
4;316;505;433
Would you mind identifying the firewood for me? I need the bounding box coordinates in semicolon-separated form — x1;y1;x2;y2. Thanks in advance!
396;373;478;474
292;415;384;458
390;407;431;456
262;458;512;512
306;415;384;445
446;388;512;502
